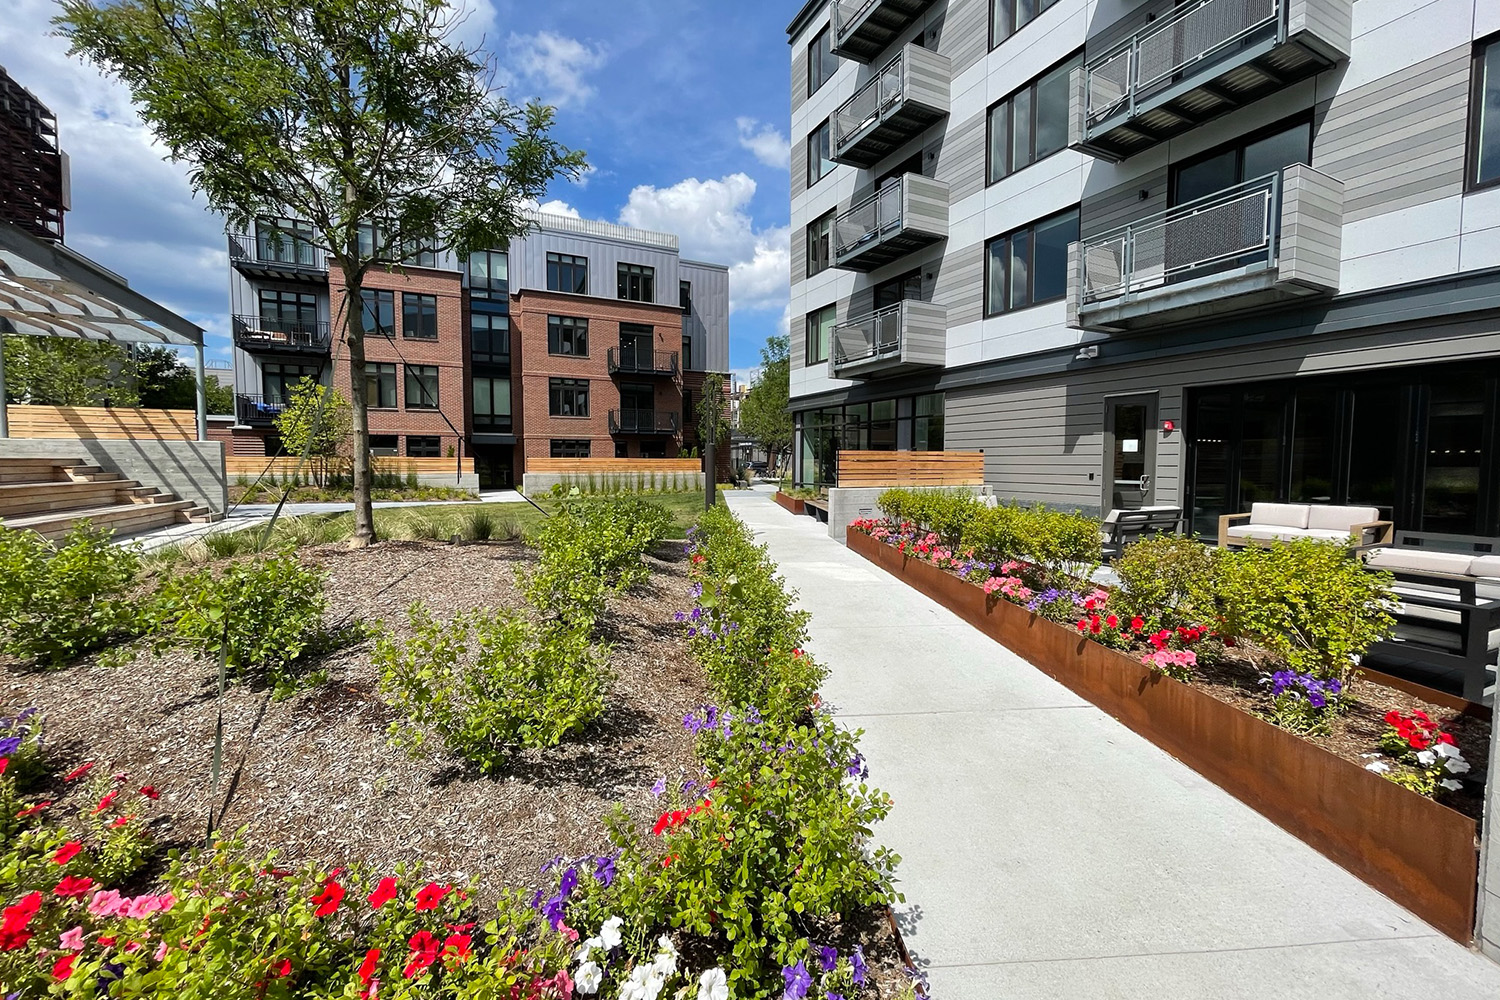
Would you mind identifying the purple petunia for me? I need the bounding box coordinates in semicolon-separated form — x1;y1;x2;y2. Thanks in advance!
782;961;812;1000
817;945;838;973
540;892;567;929
0;736;21;756
593;854;617;888
651;776;667;797
559;866;579;897
851;945;867;986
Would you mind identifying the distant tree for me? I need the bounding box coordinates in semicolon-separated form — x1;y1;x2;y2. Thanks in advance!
740;335;791;472
274;379;352;486
1;336;138;407
133;344;235;414
59;0;585;545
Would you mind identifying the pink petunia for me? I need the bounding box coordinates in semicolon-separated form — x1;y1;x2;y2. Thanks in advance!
58;926;85;951
88;890;123;917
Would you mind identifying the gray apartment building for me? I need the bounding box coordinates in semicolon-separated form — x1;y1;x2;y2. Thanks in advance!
227;212;729;487
786;0;1500;540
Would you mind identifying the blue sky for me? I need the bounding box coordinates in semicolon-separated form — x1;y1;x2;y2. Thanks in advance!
1;0;799;380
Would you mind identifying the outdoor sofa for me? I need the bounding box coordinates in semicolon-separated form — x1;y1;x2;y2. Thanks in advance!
1218;502;1393;550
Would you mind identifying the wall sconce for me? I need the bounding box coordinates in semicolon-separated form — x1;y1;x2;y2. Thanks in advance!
1138;188;1150;200
1075;345;1099;361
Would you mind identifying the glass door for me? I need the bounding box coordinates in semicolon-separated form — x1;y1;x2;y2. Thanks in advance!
1104;395;1158;511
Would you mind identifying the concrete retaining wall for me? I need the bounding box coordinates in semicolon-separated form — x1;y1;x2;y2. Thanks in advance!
522;471;706;495
825;485;994;542
0;437;227;513
416;472;480;495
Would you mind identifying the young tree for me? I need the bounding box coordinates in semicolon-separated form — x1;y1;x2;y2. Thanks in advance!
1;336;138;407
58;0;585;545
274;379;353;484
739;335;791;473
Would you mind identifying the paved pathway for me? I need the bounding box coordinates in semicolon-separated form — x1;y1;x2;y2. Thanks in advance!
724;492;1500;1000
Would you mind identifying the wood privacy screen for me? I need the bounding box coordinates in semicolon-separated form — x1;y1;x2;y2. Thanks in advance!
527;458;703;474
837;450;985;487
225;456;474;477
5;405;198;440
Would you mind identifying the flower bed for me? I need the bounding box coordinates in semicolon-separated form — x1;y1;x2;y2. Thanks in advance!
846;525;1485;944
773;492;807;516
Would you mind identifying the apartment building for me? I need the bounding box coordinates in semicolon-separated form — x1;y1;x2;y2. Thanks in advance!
227;213;729;488
787;0;1500;539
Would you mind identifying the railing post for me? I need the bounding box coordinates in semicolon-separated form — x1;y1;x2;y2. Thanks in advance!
194;342;208;442
1121;225;1135;304
1128;38;1139;118
1267;170;1282;265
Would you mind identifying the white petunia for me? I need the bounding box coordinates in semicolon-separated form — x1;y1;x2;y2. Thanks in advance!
620;965;666;1000
1364;761;1391;774
575;961;604;995
1359;752;1383;759
1434;742;1463;759
1415;749;1437;766
698;967;730;1000
574;937;603;963
1445;758;1472;774
600;916;624;950
657;934;679;958
1440;778;1463;792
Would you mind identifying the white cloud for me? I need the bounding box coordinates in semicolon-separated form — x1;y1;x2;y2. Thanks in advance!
535;199;581;218
502;31;607;109
735;118;790;170
616;174;788;317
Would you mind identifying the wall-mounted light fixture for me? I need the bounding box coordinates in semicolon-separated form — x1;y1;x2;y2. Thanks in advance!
1075;345;1100;361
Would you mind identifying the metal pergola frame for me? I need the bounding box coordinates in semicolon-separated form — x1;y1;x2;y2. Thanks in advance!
0;221;209;440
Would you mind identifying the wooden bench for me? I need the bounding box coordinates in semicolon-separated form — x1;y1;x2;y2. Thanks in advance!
804;498;830;524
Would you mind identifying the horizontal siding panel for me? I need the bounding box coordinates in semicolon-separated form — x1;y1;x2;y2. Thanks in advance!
933;242;984;327
933;112;986;203
941;0;990;76
792;48;809;114
1081;167;1169;239
791;134;809;199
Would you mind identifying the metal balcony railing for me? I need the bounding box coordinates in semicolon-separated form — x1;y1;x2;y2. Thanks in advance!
1076;171;1279;307
830;0;936;63
227;231;327;273
833;52;907;152
832;302;907;368
607;348;680;376
835;183;906;260
1083;0;1280;130
232;315;332;353
235;393;287;427
609;409;680;435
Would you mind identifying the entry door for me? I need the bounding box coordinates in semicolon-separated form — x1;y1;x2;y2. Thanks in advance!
1104;395;1158;511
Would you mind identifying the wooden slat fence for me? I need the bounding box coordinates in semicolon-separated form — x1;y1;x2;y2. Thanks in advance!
837;450;985;487
527;459;703;474
226;456;474;477
5;405;198;441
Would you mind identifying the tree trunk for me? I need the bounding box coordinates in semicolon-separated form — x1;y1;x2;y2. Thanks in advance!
343;267;376;547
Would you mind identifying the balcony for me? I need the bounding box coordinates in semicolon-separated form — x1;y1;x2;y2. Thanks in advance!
832;43;950;169
232;315;332;355
1071;0;1351;162
227;232;328;282
830;0;938;64
609;409;680;435
607;348;680;377
1068;164;1344;333
834;173;948;272
829;299;947;380
235;394;286;428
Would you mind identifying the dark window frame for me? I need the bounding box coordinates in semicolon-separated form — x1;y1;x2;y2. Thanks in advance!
617;262;656;302
990;0;1062;51
1167;110;1315;206
469;311;510;366
808;25;837;96
985;50;1082;186
680;280;693;314
807;119;834;188
406;436;441;458
805;303;835;366
359;288;396;338
403;364;439;410
472;375;512;430
366;362;399;409
546;315;590;357
1466;32;1500;193
983;206;1080;317
368;434;399;456
550;439;592;459
806;210;833;277
467;250;509;301
546;252;589;294
402;292;438;340
548;377;590;418
682;335;693;372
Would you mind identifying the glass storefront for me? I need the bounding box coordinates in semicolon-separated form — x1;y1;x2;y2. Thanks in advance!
793;393;945;487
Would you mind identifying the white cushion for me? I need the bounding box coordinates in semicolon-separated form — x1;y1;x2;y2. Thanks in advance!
1227;525;1311;542
1302;528;1360;541
1470;555;1500;577
1306;505;1380;532
1249;502;1309;529
1365;548;1477;577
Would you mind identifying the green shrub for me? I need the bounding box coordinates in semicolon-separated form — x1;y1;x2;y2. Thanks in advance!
0;523;142;667
145;555;339;694
1216;538;1395;681
877;488;983;547
376;603;609;772
463;508;498;541
522;495;673;626
1113;535;1219;626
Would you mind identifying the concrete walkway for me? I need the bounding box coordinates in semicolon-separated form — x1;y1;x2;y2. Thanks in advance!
724;492;1500;1000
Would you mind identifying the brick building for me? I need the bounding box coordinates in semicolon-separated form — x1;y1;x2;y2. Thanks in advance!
227;212;730;488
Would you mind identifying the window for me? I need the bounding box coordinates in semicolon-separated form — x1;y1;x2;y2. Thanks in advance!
984;207;1079;316
470;312;510;365
807;119;834;187
987;53;1080;184
546;252;588;294
550;439;591;458
359;289;395;337
262;362;320;404
1171;116;1312;206
404;365;439;409
547;316;589;356
617;262;655;302
684;389;695;425
468;250;509;300
615;442;630;458
680;280;692;314
991;0;1060;48
805;304;835;365
549;378;589;417
366;362;398;408
806;211;833;277
808;25;837;96
875;270;922;309
473;376;511;430
254;217;316;266
368;435;399;456
911;393;945;451
406;436;441;458
682;335;693;372
257;289;318;333
402;293;438;340
1471;36;1500;190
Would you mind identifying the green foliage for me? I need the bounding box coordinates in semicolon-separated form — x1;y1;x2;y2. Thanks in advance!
0;523;142;667
144;555;341;695
132;344;235;413
1216;538;1395;681
740;336;792;468
876;488;983;548
0;335;138;407
272;378;351;463
376;603;610;772
521;495;673;627
1112;535;1220;627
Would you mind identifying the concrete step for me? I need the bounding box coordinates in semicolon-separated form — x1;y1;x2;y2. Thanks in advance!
2;499;196;542
0;480;138;519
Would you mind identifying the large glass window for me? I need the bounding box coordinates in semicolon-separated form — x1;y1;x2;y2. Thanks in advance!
406;436;440;458
366;362;398;408
805;304;835;365
1470;37;1500;190
985;207;1079;315
470;313;510;365
1422;374;1487;535
404;365;439;409
991;0;1059;48
912;393;945;451
254;217;316;266
359;289;395;338
262;362;320;404
617;263;655;302
549;378;589;417
987;54;1080;184
680;280;692;314
402;293;437;340
550;439;591;458
257;290;318;333
1172;117;1312;205
807;120;835;187
807;211;833;277
468;250;508;300
546;252;588;294
808;25;837;95
547;316;589;356
473;376;512;430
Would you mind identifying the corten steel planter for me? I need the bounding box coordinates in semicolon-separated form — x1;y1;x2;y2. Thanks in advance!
773;491;807;516
847;530;1482;944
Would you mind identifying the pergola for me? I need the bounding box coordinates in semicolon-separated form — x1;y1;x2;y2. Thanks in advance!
0;221;208;440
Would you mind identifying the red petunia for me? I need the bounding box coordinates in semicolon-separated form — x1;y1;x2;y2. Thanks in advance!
53;875;95;898
414;883;452;912
0;891;42;951
1105;615;1119;629
52;953;77;981
1076;620;1088;633
367;877;398;909
16;801;51;819
358;948;381;985
652;812;672;836
139;785;160;801
111;815;135;829
0;758;7;777
661;854;677;868
272;958;292;979
442;933;472;967
1130;617;1144;632
52;842;82;866
310;880;344;918
1408;732;1431;751
93;792;119;815
404;931;440;979
63;763;94;782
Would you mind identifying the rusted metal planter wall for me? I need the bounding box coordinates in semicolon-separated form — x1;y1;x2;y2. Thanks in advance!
847;530;1481;943
773;491;807;516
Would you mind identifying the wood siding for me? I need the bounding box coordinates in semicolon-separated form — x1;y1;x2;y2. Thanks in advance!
225;456;475;477
5;405;199;441
525;458;700;474
837;449;984;486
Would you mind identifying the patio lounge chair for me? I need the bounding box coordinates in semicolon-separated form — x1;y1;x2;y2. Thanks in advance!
1218;503;1393;550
